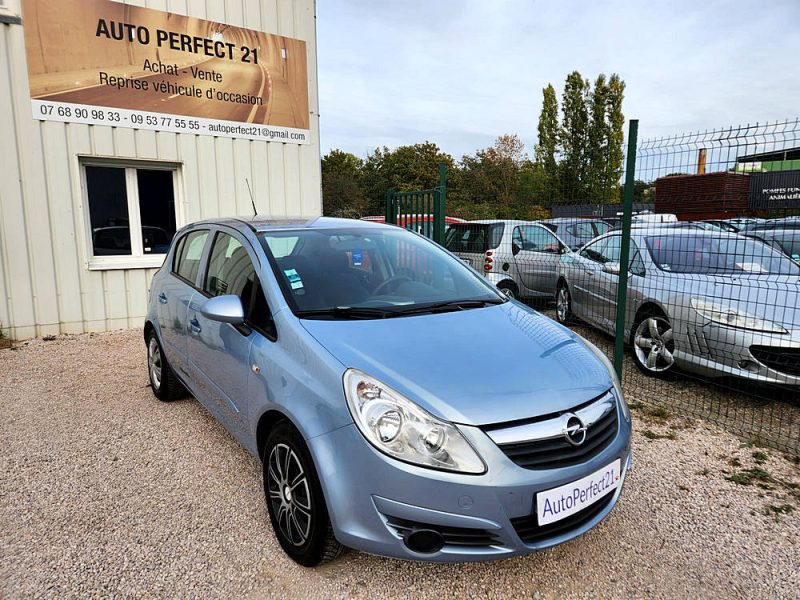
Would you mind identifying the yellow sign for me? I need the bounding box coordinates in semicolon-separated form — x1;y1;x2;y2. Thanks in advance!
22;0;310;143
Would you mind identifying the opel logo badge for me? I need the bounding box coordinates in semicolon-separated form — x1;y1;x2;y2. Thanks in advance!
563;413;587;446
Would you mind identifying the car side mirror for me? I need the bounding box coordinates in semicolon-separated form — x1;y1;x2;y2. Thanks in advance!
602;262;621;276
200;294;245;325
511;242;521;256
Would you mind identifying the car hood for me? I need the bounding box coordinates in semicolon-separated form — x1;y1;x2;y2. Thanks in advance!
660;274;800;329
300;302;613;426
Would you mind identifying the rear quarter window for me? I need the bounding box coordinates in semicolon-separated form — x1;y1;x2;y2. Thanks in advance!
172;229;209;284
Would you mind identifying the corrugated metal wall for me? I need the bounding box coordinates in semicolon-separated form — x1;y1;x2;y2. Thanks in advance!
0;0;321;340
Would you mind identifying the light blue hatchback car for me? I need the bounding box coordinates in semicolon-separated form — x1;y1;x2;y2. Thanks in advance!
144;217;632;566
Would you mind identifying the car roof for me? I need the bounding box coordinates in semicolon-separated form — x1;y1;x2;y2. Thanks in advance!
627;226;740;238
542;217;603;224
186;216;391;233
468;219;541;225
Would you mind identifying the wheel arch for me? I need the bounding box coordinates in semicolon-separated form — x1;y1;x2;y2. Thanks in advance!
630;300;670;343
144;320;156;344
256;408;301;462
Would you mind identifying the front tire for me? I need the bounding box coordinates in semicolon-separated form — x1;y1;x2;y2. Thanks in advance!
631;311;676;377
497;281;518;300
146;331;185;401
555;284;572;324
263;422;343;566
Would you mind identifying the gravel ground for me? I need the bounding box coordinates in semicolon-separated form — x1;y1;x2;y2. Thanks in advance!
1;329;799;599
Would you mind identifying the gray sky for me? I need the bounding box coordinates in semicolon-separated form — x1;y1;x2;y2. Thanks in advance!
316;0;800;159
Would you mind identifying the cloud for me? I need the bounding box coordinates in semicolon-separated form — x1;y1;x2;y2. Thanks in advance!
317;0;800;158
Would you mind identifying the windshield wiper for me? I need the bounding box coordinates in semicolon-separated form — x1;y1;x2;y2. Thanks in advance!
393;298;506;316
296;306;401;320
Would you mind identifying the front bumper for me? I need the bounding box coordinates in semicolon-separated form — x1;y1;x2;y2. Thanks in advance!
308;415;632;562
677;323;800;388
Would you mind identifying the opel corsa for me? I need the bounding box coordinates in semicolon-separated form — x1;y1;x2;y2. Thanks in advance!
144;217;632;566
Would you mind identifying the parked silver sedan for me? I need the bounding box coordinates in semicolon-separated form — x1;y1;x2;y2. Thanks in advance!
554;227;800;388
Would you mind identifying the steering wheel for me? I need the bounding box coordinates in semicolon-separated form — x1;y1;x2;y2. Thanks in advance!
373;275;412;296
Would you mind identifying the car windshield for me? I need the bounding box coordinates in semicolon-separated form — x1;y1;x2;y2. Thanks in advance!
444;223;504;253
260;227;504;317
646;234;800;275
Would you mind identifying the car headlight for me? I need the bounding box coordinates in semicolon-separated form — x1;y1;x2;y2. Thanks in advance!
578;336;630;423
343;369;486;474
690;299;787;334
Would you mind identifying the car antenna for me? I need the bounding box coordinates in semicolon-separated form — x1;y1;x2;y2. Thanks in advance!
246;178;257;216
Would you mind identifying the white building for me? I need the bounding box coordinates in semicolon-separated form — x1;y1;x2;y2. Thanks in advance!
0;0;321;340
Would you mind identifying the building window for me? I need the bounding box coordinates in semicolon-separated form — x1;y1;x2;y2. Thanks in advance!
82;161;180;270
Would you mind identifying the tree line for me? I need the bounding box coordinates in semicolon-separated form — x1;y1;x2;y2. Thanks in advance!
322;70;627;220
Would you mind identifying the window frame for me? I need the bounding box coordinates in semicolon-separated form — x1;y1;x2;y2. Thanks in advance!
0;0;21;22
80;158;182;270
171;228;211;290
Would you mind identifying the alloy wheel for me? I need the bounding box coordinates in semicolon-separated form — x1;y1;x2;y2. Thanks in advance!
633;316;675;373
556;287;570;321
148;337;162;390
500;286;516;300
267;443;312;546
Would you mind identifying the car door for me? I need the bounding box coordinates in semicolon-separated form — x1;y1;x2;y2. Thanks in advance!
513;224;564;296
186;228;262;437
156;228;210;377
571;236;608;324
578;234;647;334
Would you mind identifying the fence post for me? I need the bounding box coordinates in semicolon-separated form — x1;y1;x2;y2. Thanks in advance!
434;161;447;244
613;119;639;380
384;189;396;225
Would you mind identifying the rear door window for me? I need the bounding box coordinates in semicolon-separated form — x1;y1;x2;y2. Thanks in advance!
594;221;611;235
444;223;504;253
518;225;561;253
172;229;209;285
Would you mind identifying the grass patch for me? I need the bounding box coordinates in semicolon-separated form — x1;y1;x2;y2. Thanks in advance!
739;440;755;449
752;451;769;464
766;504;795;520
726;467;774;486
641;429;677;441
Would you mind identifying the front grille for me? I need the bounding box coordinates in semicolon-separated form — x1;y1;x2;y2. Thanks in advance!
510;491;615;545
484;395;619;470
384;516;501;547
750;346;800;376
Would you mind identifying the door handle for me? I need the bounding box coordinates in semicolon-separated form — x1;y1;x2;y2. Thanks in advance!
189;317;202;334
158;292;168;304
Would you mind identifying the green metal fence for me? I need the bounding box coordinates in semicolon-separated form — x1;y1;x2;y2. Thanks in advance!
551;118;800;456
385;162;447;245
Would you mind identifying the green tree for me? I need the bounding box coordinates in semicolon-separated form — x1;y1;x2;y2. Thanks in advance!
536;84;559;189
321;150;367;217
585;73;610;202
605;73;626;193
559;71;590;201
455;135;527;217
361;142;454;214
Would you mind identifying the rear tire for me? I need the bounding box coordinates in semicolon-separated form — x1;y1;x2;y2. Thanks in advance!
555;283;572;324
497;281;518;300
631;310;676;378
146;330;185;401
263;422;343;566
